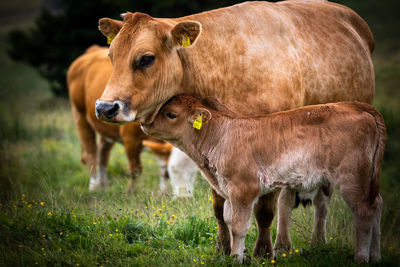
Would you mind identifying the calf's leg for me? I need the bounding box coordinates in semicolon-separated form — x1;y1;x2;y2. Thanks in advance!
253;192;278;258
212;189;231;255
369;194;382;262
340;187;377;263
274;187;295;252
229;196;253;263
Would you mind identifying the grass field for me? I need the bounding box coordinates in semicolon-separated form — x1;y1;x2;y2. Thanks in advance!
1;1;400;266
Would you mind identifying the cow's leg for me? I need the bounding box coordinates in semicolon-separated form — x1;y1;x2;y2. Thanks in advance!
212;189;231;255
90;136;114;190
274;187;296;252
229;196;253;263
311;184;333;244
71;106;97;190
121;131;144;193
369;194;382;262
253;192;279;258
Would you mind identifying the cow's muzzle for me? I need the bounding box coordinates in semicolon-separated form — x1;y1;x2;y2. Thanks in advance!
95;99;121;121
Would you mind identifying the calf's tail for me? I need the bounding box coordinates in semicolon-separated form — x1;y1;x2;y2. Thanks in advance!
367;106;387;204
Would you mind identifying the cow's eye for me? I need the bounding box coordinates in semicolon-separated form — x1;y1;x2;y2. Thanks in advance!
136;55;155;69
166;112;177;119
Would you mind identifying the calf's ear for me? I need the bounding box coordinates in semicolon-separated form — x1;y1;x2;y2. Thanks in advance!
170;21;202;48
188;108;212;127
98;18;123;39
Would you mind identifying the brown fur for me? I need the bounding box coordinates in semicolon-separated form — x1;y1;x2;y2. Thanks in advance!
142;95;386;263
67;46;171;191
96;0;375;258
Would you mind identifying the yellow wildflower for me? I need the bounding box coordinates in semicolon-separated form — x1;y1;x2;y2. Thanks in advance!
47;212;52;216
40;202;45;206
295;249;299;253
282;253;287;257
271;260;275;264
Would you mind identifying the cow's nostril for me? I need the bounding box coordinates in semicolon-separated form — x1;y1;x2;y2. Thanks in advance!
95;100;120;120
104;103;120;119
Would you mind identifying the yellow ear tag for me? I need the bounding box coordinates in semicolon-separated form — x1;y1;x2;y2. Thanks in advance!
107;34;116;45
193;113;203;130
182;33;191;48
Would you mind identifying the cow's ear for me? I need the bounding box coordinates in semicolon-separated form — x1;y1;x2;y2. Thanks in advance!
98;18;123;39
188;107;212;129
171;21;202;49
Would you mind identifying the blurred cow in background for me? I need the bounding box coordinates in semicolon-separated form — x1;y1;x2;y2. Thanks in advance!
67;45;172;192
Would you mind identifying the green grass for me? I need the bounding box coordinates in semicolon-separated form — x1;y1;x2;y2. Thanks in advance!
1;2;400;266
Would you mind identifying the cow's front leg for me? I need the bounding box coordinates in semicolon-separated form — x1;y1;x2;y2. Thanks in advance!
120;126;145;193
212;189;231;255
274;187;296;253
90;136;114;190
311;184;332;244
253;191;279;258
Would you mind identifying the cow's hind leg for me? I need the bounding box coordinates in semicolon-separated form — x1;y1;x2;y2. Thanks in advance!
253;192;279;258
311;184;333;244
89;136;114;190
212;189;231;255
274;187;296;253
71;106;97;190
369;194;382;262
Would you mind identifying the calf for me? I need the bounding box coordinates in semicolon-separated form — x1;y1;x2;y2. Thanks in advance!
141;95;386;263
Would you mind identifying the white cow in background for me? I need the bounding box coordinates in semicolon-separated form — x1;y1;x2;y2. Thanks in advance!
168;147;198;198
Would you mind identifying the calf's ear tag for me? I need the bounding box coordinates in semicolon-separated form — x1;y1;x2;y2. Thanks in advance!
107;34;116;45
193;113;203;130
182;33;191;48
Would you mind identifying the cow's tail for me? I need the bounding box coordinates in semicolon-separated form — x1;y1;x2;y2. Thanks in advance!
142;140;173;156
366;105;387;204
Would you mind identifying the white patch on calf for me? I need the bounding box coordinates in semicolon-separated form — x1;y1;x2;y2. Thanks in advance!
257;148;325;195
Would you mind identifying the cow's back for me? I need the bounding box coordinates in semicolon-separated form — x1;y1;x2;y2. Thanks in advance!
176;0;374;114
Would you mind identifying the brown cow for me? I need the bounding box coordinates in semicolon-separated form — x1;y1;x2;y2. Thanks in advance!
95;0;374;255
141;94;386;263
67;45;172;192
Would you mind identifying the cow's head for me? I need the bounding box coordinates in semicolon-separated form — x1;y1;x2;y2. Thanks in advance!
95;12;202;124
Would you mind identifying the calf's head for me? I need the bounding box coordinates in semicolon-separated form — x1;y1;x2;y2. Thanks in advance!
95;12;202;124
141;95;211;142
